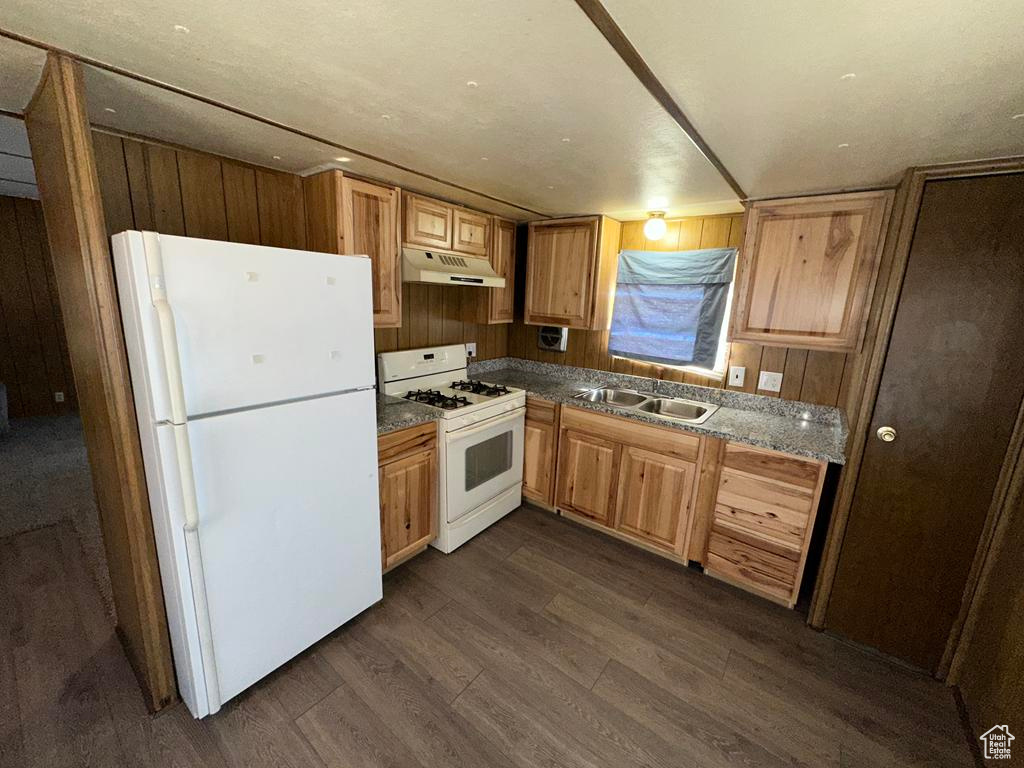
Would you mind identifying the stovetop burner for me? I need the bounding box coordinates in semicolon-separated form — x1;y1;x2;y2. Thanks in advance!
403;389;472;410
451;379;512;397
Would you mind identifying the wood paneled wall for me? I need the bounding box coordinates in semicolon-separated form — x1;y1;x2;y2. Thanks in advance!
0;194;76;416
372;285;508;361
508;214;855;410
91;130;506;362
91;131;307;250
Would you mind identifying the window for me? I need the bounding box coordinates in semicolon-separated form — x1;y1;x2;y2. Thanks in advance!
607;247;738;375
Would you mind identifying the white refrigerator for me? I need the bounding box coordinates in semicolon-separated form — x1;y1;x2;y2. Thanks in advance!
113;231;382;718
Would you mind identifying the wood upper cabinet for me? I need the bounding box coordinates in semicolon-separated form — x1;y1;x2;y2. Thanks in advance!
524;215;622;330
378;422;437;571
303;170;401;327
465;216;517;325
452;207;489;257
730;190;893;352
614;446;697;554
403;193;453;251
703;442;826;608
523;397;558;507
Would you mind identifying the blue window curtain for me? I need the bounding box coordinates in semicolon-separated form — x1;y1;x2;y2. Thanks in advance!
608;247;737;370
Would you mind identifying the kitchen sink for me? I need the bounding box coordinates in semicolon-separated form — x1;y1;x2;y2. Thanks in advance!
573;387;649;407
636;397;717;424
573;387;719;424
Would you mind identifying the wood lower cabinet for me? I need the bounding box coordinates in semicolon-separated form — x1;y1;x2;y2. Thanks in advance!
524;215;622;330
303;170;401;327
523;397;558;507
555;429;619;524
554;406;698;558
549;405;828;608
703;442;826;608
615;446;697;554
730;190;893;352
377;422;437;570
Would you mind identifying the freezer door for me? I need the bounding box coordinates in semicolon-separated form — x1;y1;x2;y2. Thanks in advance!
184;389;382;707
114;231;375;420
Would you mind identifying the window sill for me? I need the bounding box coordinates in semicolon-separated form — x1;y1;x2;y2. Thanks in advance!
611;355;726;383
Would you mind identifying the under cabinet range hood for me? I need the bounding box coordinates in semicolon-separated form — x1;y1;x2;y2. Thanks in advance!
402;247;505;287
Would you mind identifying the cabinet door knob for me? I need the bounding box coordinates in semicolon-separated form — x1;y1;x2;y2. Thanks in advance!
876;426;897;443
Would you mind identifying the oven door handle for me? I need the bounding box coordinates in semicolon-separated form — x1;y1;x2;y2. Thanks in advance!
445;407;524;443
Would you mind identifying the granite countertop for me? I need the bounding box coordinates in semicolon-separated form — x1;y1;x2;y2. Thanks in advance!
469;358;848;464
376;394;439;436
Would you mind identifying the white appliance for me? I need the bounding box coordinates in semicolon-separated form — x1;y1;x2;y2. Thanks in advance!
377;345;525;552
112;231;382;718
401;246;505;287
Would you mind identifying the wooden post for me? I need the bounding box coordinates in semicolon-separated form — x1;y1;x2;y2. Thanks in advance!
24;53;176;711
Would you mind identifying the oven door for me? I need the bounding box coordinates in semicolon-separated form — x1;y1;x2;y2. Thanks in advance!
444;408;524;523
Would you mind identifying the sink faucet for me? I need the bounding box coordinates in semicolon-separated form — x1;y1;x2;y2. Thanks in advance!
648;377;659;394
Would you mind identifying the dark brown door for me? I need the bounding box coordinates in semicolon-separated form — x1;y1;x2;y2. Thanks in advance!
827;173;1024;672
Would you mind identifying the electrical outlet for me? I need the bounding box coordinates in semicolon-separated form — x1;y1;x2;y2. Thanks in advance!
758;371;783;392
54;391;65;403
465;342;477;358
728;366;745;387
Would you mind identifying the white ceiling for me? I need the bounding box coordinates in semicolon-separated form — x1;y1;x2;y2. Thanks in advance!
0;0;740;220
1;1;1022;212
603;0;1024;198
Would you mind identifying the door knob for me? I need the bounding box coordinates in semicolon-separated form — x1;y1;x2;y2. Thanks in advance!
876;426;897;442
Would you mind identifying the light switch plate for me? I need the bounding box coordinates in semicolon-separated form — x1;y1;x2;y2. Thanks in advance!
758;371;783;392
465;342;477;358
728;366;745;387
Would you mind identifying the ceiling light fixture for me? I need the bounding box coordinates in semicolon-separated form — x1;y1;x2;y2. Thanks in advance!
643;211;667;240
104;107;117;114
838;143;850;148
381;114;391;120
272;155;282;160
1013;113;1024;120
480;156;489;161
173;24;190;34
561;137;571;143
466;80;479;88
840;72;856;80
335;156;351;163
546;185;555;190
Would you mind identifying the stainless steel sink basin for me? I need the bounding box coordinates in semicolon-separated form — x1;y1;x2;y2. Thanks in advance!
635;398;718;424
573;386;719;425
573;387;649;407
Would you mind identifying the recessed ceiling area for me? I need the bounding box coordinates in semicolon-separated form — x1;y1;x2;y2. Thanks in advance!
0;0;740;220
0;115;38;199
601;0;1024;198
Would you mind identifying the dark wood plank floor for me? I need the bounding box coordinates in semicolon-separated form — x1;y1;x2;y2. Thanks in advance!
0;506;973;767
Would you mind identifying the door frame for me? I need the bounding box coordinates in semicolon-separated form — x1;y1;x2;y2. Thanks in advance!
808;156;1024;679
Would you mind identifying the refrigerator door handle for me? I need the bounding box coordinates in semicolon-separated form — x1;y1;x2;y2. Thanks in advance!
143;233;223;714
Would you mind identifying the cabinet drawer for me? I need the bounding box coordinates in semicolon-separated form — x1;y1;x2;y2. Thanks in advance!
722;442;823;490
525;397;557;424
714;469;813;550
706;526;800;603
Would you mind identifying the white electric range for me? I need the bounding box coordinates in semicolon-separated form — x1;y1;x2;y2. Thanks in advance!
377;345;525;553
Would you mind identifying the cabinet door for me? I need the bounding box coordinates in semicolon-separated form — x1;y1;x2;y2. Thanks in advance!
342;178;401;327
555;429;618;524
524;218;598;328
379;448;436;570
522;398;556;505
489;217;516;323
404;194;452;250
731;190;893;352
614;447;696;553
452;208;489;257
